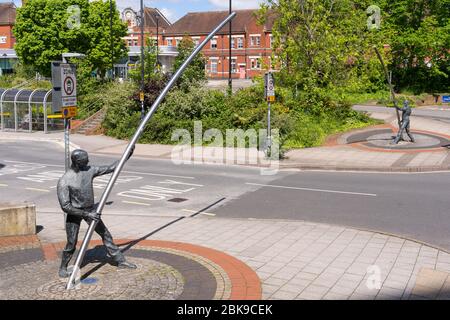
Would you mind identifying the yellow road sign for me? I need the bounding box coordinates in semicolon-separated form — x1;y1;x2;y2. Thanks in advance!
267;96;275;102
61;106;77;118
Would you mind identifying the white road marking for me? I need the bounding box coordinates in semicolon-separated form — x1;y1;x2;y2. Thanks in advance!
25;187;50;193
122;200;151;206
181;209;216;216
4;160;195;179
0;183;8;187
123;170;195;180
245;182;377;197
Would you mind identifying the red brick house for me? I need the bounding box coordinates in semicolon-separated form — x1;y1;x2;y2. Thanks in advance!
162;9;276;79
0;2;16;50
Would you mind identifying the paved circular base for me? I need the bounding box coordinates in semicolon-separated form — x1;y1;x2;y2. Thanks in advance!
346;129;450;151
0;237;261;300
1;257;184;300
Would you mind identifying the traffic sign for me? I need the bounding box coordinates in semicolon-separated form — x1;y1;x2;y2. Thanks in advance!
443;96;450;103
264;72;275;102
61;64;77;107
62;106;77;118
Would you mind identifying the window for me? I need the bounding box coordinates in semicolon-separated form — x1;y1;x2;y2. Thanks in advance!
230;38;235;49
250;36;260;47
269;35;273;48
175;39;181;47
0;36;6;44
250;58;261;70
133;40;138;46
210;59;218;73
167;39;173;46
231;58;237;73
127;40;133;46
211;39;217;49
237;37;244;49
192;38;200;47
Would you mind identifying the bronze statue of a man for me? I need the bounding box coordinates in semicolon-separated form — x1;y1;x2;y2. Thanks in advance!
57;149;136;278
393;100;415;144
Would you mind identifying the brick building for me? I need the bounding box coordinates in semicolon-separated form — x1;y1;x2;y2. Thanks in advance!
0;2;16;49
122;7;171;47
0;2;17;75
163;9;276;79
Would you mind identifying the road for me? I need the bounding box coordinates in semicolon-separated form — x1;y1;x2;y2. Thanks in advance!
353;105;450;123
1;139;450;251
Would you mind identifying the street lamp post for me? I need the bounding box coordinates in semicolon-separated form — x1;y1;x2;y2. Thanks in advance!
110;0;114;79
140;0;145;119
156;13;159;70
228;0;232;93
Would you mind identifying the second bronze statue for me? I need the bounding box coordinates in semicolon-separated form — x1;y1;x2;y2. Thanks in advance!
392;100;415;144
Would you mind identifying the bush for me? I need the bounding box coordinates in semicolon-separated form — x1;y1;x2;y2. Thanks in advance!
102;80;376;149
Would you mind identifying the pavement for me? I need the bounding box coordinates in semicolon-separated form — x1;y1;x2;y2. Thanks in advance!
2;104;450;300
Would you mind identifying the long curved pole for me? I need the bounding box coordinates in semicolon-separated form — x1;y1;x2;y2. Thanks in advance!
66;12;237;289
373;46;401;128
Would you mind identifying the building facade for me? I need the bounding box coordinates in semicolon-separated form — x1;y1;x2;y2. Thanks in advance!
0;2;17;75
120;7;176;74
163;10;275;79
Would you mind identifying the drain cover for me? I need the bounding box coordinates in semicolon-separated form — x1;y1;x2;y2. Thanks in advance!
168;198;188;203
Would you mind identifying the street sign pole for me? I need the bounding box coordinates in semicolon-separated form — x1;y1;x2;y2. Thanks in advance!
64;117;70;172
264;72;275;156
66;12;237;290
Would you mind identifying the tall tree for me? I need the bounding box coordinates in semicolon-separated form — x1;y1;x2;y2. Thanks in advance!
259;0;389;95
13;0;127;78
172;36;206;89
381;0;450;92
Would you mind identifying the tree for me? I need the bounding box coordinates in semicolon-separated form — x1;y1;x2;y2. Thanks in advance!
84;0;128;78
172;36;207;89
128;37;159;82
380;0;450;92
13;0;127;78
259;0;389;98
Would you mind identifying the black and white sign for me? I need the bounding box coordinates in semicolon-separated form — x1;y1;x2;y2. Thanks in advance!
61;64;77;107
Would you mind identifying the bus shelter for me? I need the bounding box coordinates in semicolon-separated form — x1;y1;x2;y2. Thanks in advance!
0;88;62;133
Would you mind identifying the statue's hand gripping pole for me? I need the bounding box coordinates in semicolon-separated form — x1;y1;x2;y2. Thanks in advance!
66;12;237;290
373;46;401;129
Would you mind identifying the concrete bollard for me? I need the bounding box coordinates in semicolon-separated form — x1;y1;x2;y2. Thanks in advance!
0;203;36;237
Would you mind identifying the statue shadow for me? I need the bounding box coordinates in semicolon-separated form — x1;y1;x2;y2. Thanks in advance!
79;198;226;280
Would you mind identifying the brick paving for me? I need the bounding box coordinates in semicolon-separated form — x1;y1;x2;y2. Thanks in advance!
4;212;444;300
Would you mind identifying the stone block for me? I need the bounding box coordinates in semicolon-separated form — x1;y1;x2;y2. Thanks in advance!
0;203;36;237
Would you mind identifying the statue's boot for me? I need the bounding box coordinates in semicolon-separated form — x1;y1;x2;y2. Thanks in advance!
59;251;72;278
117;260;137;269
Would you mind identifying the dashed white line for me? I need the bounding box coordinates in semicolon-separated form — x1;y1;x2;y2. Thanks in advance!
122;200;151;206
245;182;377;197
0;183;8;187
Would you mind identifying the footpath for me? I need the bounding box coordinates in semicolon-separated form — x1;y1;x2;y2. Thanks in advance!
2;105;450;300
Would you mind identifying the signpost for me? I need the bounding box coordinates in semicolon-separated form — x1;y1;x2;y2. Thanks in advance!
52;62;77;172
264;72;275;155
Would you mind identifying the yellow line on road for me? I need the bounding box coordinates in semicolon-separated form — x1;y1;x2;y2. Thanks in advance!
122;200;151;206
26;187;50;193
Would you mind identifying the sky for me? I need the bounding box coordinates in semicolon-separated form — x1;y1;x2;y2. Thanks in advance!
2;0;266;23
